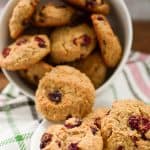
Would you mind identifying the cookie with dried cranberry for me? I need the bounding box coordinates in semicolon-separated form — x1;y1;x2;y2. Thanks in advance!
33;3;76;27
19;61;53;86
9;0;39;39
64;118;103;150
72;52;107;89
36;65;95;121
91;14;122;68
65;0;110;15
101;100;150;150
50;24;96;64
0;35;50;70
40;125;68;150
40;117;103;150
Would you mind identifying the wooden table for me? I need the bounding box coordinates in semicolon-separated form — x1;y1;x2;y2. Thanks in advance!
0;21;150;91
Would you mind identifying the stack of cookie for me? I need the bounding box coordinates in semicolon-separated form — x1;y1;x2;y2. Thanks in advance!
40;100;150;150
0;0;122;89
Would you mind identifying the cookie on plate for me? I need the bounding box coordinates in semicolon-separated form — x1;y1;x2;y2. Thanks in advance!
72;52;107;89
40;117;103;150
33;3;76;27
101;100;150;150
19;61;53;86
0;35;50;70
65;0;110;15
50;24;96;63
91;14;122;68
36;65;95;121
9;0;39;39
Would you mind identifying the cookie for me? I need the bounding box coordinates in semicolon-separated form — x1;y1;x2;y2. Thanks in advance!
33;3;76;27
72;52;107;89
91;14;122;68
50;24;96;63
40;117;103;150
19;61;53;86
0;35;50;70
36;65;95;121
65;0;110;14
9;0;39;39
83;108;110;128
101;100;150;150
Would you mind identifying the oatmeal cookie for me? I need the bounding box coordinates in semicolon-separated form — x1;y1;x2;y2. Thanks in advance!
50;24;96;63
91;14;122;68
0;35;50;70
101;100;150;150
36;65;95;121
9;0;39;39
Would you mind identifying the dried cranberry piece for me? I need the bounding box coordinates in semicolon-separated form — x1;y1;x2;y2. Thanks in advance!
35;36;46;48
40;133;52;149
94;117;101;129
56;140;61;147
117;146;124;150
130;136;138;147
2;48;11;58
128;116;140;130
68;143;79;150
66;114;72;120
16;38;27;46
48;90;62;103
65;118;82;129
91;126;98;135
128;115;150;140
73;34;91;47
97;16;104;21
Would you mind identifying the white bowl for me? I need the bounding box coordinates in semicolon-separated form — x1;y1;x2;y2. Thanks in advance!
0;0;133;100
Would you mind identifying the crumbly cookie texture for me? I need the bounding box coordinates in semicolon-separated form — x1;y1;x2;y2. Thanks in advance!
91;14;122;68
19;61;53;86
40;115;104;150
72;52;107;89
33;3;76;27
9;0;39;39
101;100;150;150
36;65;95;121
65;0;110;14
0;35;50;70
50;24;96;64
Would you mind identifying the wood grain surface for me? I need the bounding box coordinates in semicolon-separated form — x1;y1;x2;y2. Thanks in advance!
0;21;150;91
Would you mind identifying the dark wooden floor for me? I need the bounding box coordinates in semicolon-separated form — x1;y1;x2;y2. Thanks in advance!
0;21;150;91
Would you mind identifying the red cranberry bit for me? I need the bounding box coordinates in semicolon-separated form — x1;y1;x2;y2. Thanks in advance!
130;136;138;147
94;117;101;129
97;16;104;21
128;115;150;139
117;146;125;150
40;133;52;149
48;90;62;103
16;38;27;46
56;140;61;147
66;114;73;120
91;126;98;135
2;48;11;58
128;116;140;131
73;34;91;47
35;36;46;48
68;143;79;150
65;118;82;129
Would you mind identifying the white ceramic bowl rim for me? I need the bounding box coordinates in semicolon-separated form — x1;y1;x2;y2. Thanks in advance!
0;0;133;99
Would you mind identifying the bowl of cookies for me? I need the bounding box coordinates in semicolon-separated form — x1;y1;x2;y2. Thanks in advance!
0;0;133;99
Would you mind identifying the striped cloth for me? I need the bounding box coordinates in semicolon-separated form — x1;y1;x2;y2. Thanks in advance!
0;52;149;150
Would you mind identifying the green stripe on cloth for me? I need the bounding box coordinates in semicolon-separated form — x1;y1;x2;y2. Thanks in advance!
0;133;32;147
110;85;118;99
3;86;27;150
